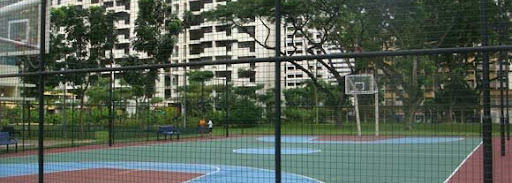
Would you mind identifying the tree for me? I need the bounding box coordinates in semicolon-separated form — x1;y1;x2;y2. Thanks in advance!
86;77;120;108
129;0;182;98
434;68;479;123
50;6;116;133
203;0;509;129
187;71;214;118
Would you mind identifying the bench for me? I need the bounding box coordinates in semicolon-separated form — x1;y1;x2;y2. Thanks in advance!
0;132;17;153
157;126;180;141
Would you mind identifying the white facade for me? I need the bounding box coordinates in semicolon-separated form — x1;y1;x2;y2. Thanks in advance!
0;58;35;103
50;0;353;105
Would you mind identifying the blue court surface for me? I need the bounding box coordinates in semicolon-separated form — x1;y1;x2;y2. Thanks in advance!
233;148;321;155
257;136;464;144
0;162;324;183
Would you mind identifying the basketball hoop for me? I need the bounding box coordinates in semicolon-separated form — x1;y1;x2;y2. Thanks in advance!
345;74;379;136
14;38;22;50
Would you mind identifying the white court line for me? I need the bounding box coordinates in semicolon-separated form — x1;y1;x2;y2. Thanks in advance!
443;141;482;183
236;165;325;183
322;150;466;157
182;165;221;183
0;137;245;159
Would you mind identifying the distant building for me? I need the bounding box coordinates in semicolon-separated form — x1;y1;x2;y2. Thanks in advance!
0;57;35;108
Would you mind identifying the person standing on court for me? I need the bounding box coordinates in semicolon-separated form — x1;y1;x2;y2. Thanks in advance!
207;119;213;138
199;118;207;138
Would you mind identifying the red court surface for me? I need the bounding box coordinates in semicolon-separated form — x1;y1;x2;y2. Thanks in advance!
0;168;203;183
314;135;395;142
447;138;512;183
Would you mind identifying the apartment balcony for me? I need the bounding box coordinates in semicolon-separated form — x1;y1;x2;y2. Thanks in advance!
117;35;130;44
203;2;215;11
112;6;129;13
200;47;215;57
114;20;131;29
113;49;127;57
188;53;201;60
210;47;232;57
200;32;216;42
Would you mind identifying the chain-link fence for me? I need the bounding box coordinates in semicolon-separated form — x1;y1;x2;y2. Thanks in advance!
1;0;512;182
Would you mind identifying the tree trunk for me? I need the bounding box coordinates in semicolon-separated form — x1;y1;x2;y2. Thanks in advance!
407;57;418;130
334;101;344;128
448;104;454;122
406;105;416;130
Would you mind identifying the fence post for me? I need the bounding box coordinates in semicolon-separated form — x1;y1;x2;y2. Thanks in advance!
109;69;114;146
500;51;506;156
498;0;507;156
38;0;48;182
508;55;511;140
225;68;229;137
274;0;282;182
480;0;493;182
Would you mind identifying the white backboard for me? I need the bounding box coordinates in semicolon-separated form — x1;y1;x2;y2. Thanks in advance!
345;74;378;95
0;0;49;57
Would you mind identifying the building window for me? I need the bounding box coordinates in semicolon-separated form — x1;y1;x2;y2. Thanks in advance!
202;26;212;33
165;89;171;99
189;29;203;40
201;41;213;49
190;1;203;11
238;26;255;35
238;41;255;52
165;76;171;86
172;75;179;85
104;1;114;7
189;44;202;55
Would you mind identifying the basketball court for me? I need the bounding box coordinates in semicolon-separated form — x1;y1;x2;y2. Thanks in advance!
0;135;495;183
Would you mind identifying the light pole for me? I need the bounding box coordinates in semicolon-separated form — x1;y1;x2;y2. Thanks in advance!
0;89;5;115
0;89;4;125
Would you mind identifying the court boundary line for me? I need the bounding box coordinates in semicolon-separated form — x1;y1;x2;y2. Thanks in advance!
257;135;466;144
182;165;221;183
443;141;482;183
0;135;247;159
237;165;326;183
0;162;324;183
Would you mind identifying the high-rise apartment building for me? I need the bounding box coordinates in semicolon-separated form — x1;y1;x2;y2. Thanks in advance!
50;0;353;106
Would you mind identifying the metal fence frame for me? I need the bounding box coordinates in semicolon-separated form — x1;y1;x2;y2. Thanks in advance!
0;0;511;182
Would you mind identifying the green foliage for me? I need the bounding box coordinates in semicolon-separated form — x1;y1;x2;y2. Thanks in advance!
95;131;109;142
187;71;214;84
126;0;182;98
229;98;262;127
283;108;315;123
202;0;510;129
0;118;9;127
86;77;118;107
